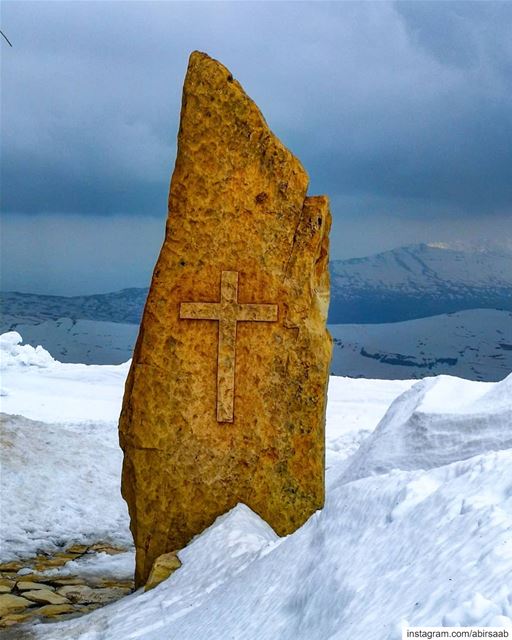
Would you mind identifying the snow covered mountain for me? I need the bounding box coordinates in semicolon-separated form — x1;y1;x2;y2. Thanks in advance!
2;244;511;329
1;243;510;380
330;243;512;323
1;333;511;638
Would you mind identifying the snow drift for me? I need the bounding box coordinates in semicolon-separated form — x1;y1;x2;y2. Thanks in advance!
341;374;512;483
0;333;511;639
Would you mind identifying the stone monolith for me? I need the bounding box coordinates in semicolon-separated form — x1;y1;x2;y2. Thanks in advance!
119;51;332;587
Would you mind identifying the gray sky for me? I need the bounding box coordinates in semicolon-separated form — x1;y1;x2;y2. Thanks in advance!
1;1;512;295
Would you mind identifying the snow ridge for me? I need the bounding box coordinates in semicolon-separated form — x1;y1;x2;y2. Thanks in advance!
340;374;512;483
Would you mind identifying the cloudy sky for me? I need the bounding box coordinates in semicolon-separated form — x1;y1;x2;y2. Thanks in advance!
1;1;512;295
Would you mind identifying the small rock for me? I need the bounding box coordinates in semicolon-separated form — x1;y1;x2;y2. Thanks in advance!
23;589;69;605
73;603;102;613
33;556;69;571
48;576;85;587
36;603;77;618
0;610;37;626
17;581;55;592
94;578;133;590
12;573;44;582
56;585;92;603
65;544;89;555
0;579;14;589
57;585;129;605
0;585;12;594
145;552;182;591
87;543;126;555
0;562;23;573
0;573;19;581
0;593;33;616
54;552;82;561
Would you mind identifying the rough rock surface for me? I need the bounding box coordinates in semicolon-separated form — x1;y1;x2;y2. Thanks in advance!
145;552;182;591
35;604;76;617
23;589;69;605
119;51;332;587
57;585;130;605
17;581;54;591
0;594;32;617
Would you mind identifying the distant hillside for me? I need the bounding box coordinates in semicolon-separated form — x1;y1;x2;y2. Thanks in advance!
1;288;147;327
2;243;511;328
3;318;139;365
330;308;512;382
329;243;512;323
2;242;510;380
4;310;511;381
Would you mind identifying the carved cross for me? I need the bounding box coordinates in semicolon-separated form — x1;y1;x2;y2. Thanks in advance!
180;271;278;423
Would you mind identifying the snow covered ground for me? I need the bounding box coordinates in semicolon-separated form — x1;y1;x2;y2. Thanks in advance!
1;332;511;639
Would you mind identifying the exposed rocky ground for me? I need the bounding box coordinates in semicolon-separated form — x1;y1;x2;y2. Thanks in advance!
0;543;132;634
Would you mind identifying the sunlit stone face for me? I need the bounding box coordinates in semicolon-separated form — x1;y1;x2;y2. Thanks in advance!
119;51;332;588
180;270;278;422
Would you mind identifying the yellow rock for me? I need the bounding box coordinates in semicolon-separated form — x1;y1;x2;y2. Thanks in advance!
17;581;54;591
73;603;102;614
0;593;33;616
0;578;14;588
87;543;126;555
0;610;37;626
48;576;86;587
0;585;12;594
11;573;46;582
0;562;22;572
94;578;134;589
35;603;77;618
65;544;90;555
53;551;83;560
56;585;130;604
0;573;19;581
144;553;182;591
119;51;332;587
23;589;69;605
33;556;69;570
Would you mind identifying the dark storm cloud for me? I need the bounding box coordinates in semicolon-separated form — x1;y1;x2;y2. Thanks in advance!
1;1;512;219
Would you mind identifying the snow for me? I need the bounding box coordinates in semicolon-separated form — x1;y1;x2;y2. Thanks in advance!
0;331;131;562
43;551;136;582
0;331;128;422
340;374;512;482
330;308;512;382
0;332;511;639
0;412;132;564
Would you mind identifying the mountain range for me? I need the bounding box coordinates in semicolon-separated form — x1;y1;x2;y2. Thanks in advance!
2;243;511;328
329;242;512;323
1;243;511;380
